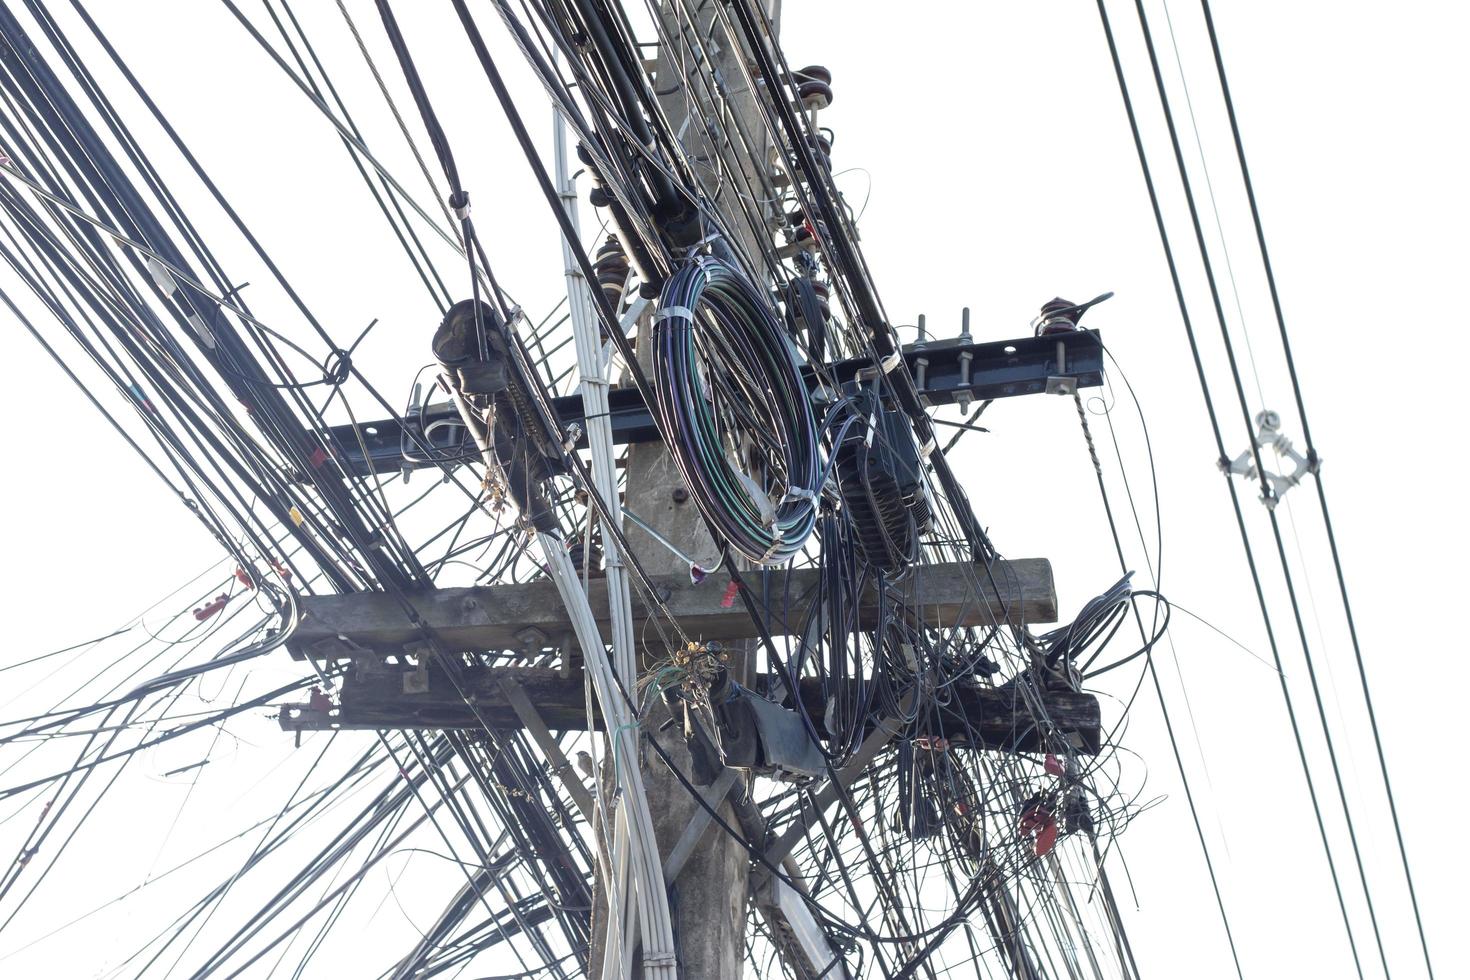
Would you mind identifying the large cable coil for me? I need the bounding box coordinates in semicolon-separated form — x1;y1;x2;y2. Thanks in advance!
653;257;821;564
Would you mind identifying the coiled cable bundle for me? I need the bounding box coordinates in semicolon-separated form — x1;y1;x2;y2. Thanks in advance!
653;256;821;564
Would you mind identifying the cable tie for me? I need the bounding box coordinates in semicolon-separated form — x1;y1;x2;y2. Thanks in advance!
759;534;785;563
880;350;902;374
781;485;816;504
652;305;695;324
685;231;721;257
919;435;939;459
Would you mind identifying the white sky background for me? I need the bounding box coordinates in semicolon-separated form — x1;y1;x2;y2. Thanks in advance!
0;1;1466;978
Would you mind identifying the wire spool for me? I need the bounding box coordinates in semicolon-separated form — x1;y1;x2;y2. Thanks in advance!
593;235;630;312
652;257;821;565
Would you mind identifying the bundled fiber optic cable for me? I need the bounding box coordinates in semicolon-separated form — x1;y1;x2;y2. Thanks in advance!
653;255;821;565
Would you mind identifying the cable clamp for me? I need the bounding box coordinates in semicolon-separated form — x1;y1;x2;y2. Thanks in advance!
449;191;471;221
653;305;695;324
880;350;903;374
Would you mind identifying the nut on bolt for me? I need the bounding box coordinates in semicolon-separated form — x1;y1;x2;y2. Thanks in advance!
671;486;689;504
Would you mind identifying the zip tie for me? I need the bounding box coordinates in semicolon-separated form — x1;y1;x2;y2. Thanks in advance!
919;435;939;459
653;305;695;323
685;231;722;257
781;485;816;504
880;350;903;374
759;533;785;564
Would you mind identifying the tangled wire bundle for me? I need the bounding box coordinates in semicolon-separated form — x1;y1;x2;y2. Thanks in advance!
653;257;821;565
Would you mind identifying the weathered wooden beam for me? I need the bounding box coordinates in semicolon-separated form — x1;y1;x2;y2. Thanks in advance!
285;559;1057;660
310;665;1100;755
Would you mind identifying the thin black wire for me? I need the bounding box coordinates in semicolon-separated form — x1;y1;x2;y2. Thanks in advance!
1120;0;1403;976
1093;0;1420;977
1197;3;1436;975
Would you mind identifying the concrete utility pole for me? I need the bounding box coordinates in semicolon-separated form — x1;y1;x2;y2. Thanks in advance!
603;4;782;977
274;3;1099;972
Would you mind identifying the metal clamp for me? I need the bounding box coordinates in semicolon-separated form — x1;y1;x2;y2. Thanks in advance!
1220;410;1321;508
1045;338;1076;395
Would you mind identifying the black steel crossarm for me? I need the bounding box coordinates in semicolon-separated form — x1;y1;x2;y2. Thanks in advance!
326;330;1104;476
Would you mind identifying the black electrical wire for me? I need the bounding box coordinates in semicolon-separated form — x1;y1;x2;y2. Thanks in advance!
1093;2;1393;977
1198;3;1436;974
0;2;1150;975
1120;2;1403;977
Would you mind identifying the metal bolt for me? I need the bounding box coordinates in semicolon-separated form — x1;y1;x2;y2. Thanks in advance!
671;486;689;504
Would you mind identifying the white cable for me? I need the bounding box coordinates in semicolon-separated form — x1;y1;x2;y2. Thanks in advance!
554;101;677;978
